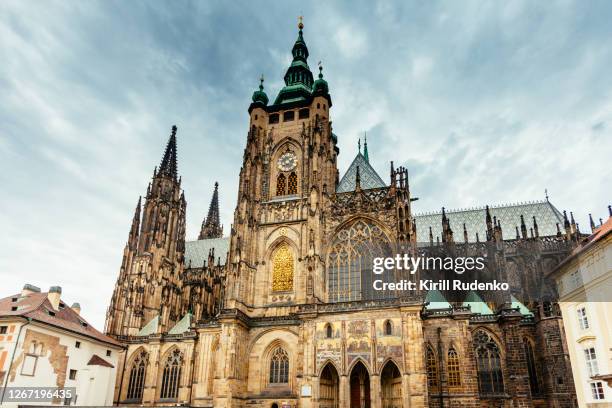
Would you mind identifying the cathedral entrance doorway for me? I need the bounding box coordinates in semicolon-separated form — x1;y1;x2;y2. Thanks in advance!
349;361;370;408
381;361;402;408
319;363;339;408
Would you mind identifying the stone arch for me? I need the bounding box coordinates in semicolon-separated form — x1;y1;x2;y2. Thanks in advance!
347;357;371;377
319;361;340;408
271;139;302;197
269;240;296;293
380;359;402;408
349;360;371;408
125;346;148;401
157;346;184;400
472;328;505;395
247;330;299;395
377;357;403;376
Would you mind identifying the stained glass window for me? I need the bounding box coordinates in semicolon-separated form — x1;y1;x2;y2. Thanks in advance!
288;172;298;194
127;351;147;401
276;174;286;196
447;348;461;387
326;219;393;302
272;243;293;292
474;330;504;395
269;348;289;384
160;349;182;400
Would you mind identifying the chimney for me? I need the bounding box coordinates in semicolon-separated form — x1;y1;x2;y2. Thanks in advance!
71;303;81;315
21;284;41;297
47;286;62;310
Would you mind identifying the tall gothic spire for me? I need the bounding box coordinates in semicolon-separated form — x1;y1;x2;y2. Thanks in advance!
363;132;369;163
159;125;178;180
199;182;223;239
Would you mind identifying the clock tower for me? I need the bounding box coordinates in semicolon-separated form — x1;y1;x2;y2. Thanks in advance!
224;18;337;312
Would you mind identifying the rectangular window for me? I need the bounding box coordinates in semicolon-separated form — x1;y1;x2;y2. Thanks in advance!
585;347;599;376
69;369;77;380
298;108;310;119
283;111;295;122
577;307;589;330
0;326;7;334
269;113;279;124
106;350;111;357
591;381;605;400
21;355;37;376
75;341;81;348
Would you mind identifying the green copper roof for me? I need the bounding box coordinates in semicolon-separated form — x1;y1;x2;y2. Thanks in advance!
462;291;494;315
511;295;533;316
168;313;193;334
137;315;159;336
274;24;315;105
424;290;452;310
251;76;268;106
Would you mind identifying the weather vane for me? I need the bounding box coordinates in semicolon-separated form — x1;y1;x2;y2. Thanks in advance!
298;15;304;30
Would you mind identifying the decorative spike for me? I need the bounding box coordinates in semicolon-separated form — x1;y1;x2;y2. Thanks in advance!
533;216;539;237
159;125;178;180
363;132;369;163
609;205;612;217
556;222;561;236
355;165;361;191
589;213;596;232
463;223;468;243
199;182;223;239
563;210;570;228
520;214;528;239
516;226;520;240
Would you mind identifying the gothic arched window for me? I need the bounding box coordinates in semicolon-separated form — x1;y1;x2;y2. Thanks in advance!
326;219;393;302
426;345;439;391
160;349;182;400
127;351;147;401
384;320;393;336
272;243;294;292
474;330;504;395
523;338;541;396
276;173;286;196
447;347;461;387
325;323;332;339
287;172;298;194
269;348;289;384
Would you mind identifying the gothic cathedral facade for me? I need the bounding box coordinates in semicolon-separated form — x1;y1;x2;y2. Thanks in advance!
105;21;579;408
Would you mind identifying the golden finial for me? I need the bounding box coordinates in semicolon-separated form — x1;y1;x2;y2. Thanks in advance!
298;15;304;30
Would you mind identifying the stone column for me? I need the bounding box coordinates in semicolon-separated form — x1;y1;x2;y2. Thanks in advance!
339;374;349;408
370;374;382;408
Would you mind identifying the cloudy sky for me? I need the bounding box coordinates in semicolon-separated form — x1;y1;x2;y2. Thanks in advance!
1;1;610;328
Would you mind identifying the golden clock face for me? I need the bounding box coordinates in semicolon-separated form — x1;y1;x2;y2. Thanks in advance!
278;152;297;172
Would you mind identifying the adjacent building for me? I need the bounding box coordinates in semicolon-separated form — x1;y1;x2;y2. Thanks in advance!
549;210;612;407
0;284;123;406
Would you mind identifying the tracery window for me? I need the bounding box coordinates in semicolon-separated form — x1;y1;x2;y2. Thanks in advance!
272;243;294;292
326;219;393;302
269;348;289;384
127;351;147;401
447;347;461;387
523;338;541;395
287;172;298;194
426;346;439;391
474;330;504;395
160;349;182;400
276;174;286;196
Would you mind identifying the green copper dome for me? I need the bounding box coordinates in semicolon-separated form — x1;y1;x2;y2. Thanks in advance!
313;65;329;95
251;76;268;106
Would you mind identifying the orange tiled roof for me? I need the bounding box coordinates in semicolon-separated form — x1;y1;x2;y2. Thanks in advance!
0;291;122;347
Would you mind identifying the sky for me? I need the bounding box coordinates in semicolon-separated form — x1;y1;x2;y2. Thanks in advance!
1;1;611;329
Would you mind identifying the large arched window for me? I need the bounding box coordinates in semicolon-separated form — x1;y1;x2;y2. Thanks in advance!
523;338;541;396
287;172;298;194
425;345;439;392
276;173;286;196
326;219;393;302
272;243;294;292
269;348;289;384
126;350;147;401
474;330;504;395
160;349;182;400
447;347;461;387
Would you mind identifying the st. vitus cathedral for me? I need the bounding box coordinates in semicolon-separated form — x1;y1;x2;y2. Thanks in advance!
105;20;581;408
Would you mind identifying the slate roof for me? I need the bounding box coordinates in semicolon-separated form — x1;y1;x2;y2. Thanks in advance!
185;237;229;268
336;152;386;193
0;291;122;347
414;200;564;242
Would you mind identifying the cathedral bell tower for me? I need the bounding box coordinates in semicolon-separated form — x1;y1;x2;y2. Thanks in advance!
105;126;187;337
225;18;338;311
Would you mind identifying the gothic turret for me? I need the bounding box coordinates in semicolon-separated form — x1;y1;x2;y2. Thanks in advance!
199;182;223;239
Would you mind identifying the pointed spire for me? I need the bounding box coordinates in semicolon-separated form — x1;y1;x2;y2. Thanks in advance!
520;214;528;239
363;132;369;163
159;125;178;180
608;205;612;217
556;222;561;237
358;137;361;154
589;213;596;232
199;182;223;240
355;165;361;191
128;196;142;250
515;226;520;240
429;226;433;246
533;216;539;237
